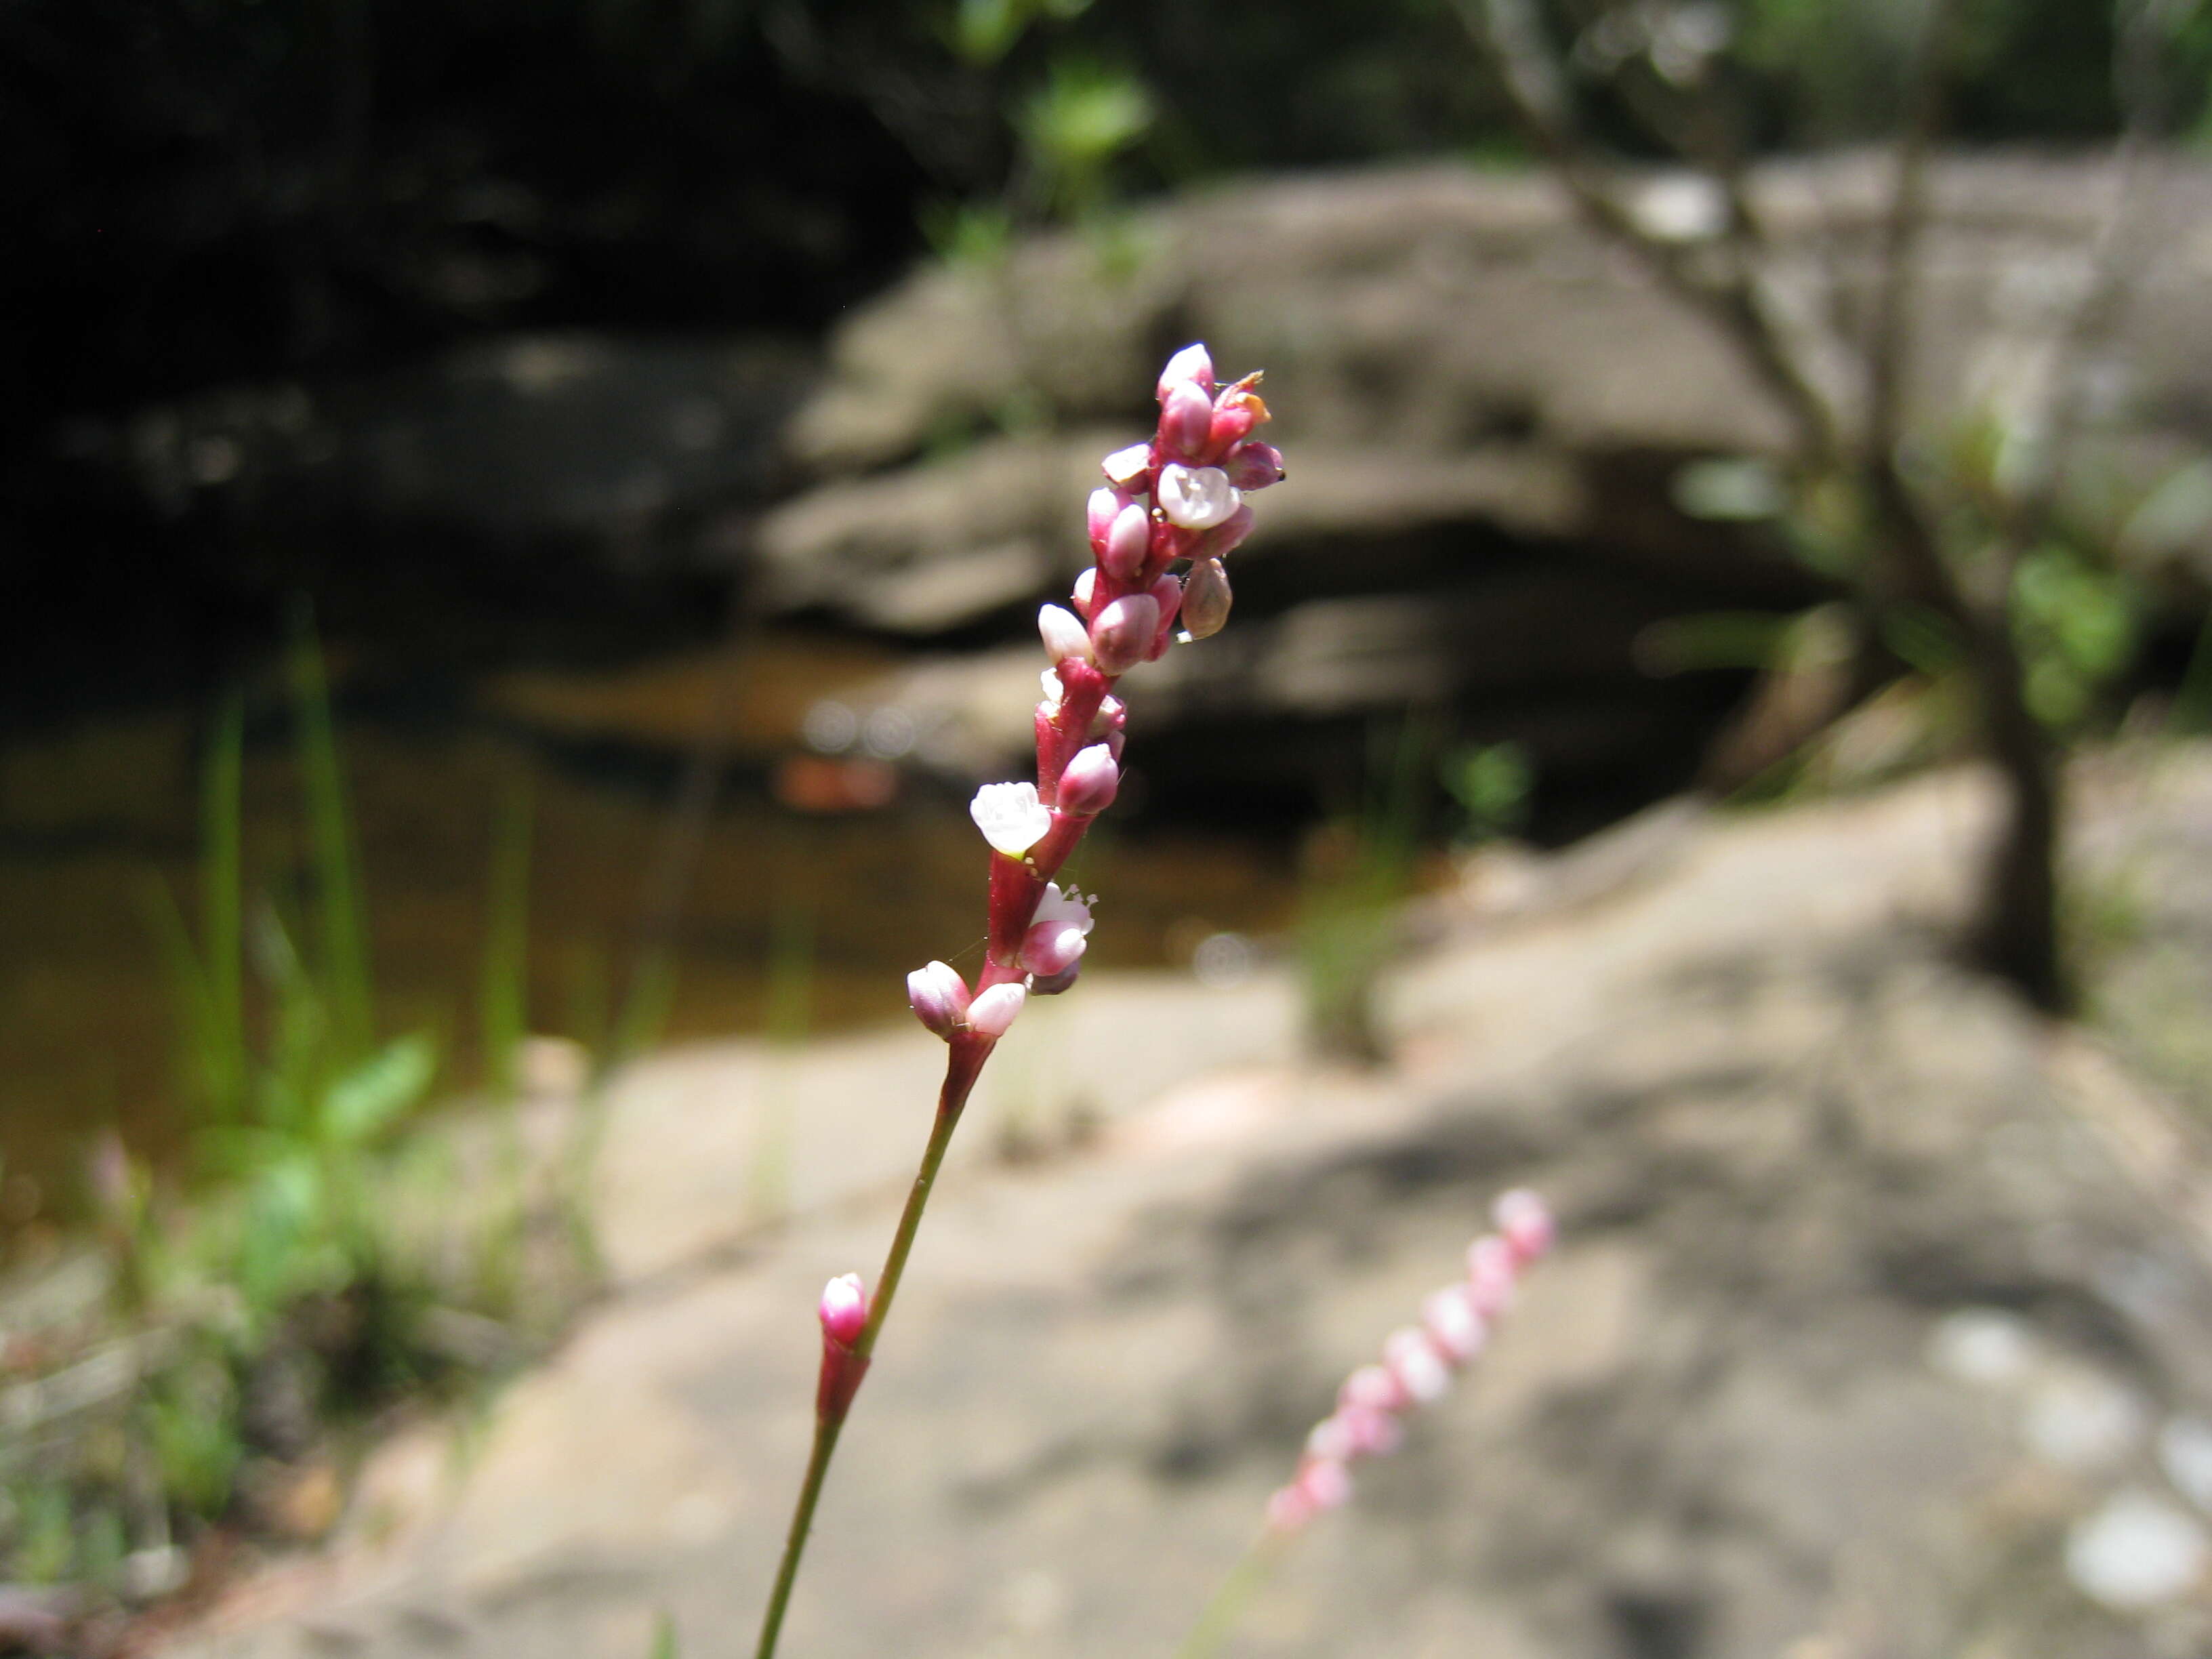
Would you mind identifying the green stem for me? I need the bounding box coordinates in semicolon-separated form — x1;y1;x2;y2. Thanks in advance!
752;1036;991;1659
1174;1528;1288;1659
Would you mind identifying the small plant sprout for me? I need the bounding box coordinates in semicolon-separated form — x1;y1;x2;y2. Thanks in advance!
752;346;1284;1659
1176;1189;1557;1659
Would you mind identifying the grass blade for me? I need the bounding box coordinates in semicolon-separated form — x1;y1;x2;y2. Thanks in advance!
479;764;535;1100
288;616;376;1061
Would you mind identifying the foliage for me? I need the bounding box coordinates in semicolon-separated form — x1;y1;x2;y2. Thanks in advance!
0;631;582;1600
1298;721;1456;1063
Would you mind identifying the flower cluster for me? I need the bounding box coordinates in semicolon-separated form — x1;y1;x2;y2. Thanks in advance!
906;343;1284;1044
1265;1189;1555;1533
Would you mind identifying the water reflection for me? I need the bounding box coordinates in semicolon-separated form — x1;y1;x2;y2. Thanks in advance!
0;634;1297;1233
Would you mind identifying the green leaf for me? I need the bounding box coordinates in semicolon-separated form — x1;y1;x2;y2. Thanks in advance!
323;1033;437;1145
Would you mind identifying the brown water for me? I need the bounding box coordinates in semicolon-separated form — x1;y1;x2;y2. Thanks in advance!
0;634;1298;1237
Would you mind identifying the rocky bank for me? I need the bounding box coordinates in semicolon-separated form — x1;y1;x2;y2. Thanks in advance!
154;745;2212;1659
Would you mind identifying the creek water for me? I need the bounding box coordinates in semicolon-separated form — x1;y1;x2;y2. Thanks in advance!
0;631;1298;1242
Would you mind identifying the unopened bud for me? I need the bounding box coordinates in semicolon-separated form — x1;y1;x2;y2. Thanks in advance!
1156;342;1216;401
1102;502;1151;581
1057;743;1120;816
906;960;970;1038
1087;486;1128;548
1039;603;1092;665
1223;441;1285;491
1383;1328;1451;1404
1156;464;1240;531
1102;443;1153;489
819;1273;867;1347
1494;1188;1555;1265
1071;567;1098;619
1193;502;1254;561
1159;380;1214;460
1207;388;1267;455
1090;593;1160;676
1180;556;1232;640
966;981;1027;1038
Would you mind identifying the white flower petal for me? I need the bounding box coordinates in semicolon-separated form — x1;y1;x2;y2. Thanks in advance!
1156;464;1240;531
969;781;1052;857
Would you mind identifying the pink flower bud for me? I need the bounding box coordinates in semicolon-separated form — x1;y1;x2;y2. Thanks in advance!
1340;1362;1408;1416
1089;593;1160;676
1206;388;1266;455
1494;1188;1555;1265
1193;502;1254;561
1156;343;1216;400
906;960;970;1038
1071;567;1098;619
1148;572;1183;632
1155;463;1240;530
1057;743;1120;816
1466;1235;1517;1318
1102;502;1151;581
1296;1456;1353;1511
1102;443;1153;489
1383;1328;1452;1404
1021;920;1088;977
1336;1403;1404;1456
1158;380;1214;460
966;981;1027;1038
1038;603;1092;665
1087;486;1128;548
819;1273;867;1347
1092;694;1126;733
1180;556;1233;640
1145;577;1182;662
1223;441;1285;491
1422;1284;1487;1364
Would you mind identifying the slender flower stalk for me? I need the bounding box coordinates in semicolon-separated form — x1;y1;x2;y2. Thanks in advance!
1174;1189;1556;1659
753;345;1284;1658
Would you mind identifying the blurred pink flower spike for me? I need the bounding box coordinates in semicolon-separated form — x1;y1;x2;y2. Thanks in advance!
1382;1328;1451;1405
1494;1187;1556;1265
1422;1284;1487;1364
1267;1189;1555;1538
1465;1234;1518;1318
